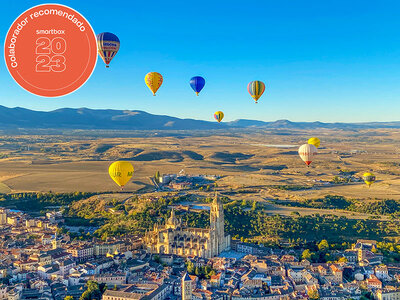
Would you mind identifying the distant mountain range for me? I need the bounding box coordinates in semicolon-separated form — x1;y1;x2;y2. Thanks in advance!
0;105;399;130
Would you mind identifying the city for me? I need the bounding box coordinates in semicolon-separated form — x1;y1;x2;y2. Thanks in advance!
0;192;399;300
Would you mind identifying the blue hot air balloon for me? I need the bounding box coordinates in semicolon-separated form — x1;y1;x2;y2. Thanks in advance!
189;76;206;96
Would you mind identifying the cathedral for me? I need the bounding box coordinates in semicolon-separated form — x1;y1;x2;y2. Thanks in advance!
143;194;231;258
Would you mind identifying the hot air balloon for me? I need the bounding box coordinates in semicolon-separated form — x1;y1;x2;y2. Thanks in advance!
214;111;224;123
247;80;266;103
97;32;120;68
190;76;205;96
308;137;320;148
109;161;134;189
298;144;317;166
145;72;163;96
363;172;376;188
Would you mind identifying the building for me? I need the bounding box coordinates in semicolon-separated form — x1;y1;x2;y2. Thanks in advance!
66;244;94;261
102;283;170;300
92;273;126;285
0;209;7;225
144;193;230;258
375;265;389;281
182;273;192;300
366;275;382;289
94;242;122;257
376;289;400;300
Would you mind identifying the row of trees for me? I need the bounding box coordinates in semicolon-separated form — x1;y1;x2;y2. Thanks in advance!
62;192;400;249
273;195;400;218
0;192;96;211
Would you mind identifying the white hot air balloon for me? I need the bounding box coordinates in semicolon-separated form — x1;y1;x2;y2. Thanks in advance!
298;144;317;166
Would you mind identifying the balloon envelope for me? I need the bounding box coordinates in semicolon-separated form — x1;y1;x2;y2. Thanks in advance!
109;161;134;188
97;32;120;68
190;76;206;96
308;137;320;148
247;81;266;103
298;144;317;166
214;111;224;123
145;72;163;96
363;172;376;187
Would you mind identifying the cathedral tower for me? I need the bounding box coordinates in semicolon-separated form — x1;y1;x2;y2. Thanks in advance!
210;192;226;256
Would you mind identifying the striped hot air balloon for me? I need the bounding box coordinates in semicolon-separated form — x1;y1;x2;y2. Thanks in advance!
97;32;120;68
214;111;224;123
298;144;317;166
247;80;266;103
145;72;163;96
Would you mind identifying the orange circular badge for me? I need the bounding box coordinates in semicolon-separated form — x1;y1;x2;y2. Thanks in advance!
4;4;97;97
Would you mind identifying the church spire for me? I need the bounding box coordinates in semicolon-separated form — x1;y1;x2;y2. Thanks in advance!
213;191;219;204
166;208;180;229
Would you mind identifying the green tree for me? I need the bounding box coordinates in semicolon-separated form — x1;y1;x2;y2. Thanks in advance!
153;255;161;263
302;249;313;261
318;240;329;252
308;289;319;299
187;261;195;274
155;171;160;183
79;281;102;300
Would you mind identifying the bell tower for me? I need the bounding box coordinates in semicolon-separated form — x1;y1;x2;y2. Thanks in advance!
182;272;192;300
210;192;225;256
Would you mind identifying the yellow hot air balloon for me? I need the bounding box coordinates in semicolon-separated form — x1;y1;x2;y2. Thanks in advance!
214;111;224;123
308;137;320;148
363;172;376;188
145;72;163;96
109;161;134;189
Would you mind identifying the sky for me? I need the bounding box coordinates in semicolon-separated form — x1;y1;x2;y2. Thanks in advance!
2;0;400;123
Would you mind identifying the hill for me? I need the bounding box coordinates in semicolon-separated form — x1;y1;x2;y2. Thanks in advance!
0;105;399;130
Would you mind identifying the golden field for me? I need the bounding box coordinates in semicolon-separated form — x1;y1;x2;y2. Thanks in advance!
0;128;399;204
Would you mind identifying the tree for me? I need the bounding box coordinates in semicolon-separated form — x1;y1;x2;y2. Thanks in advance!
308;289;319;300
302;249;313;261
80;281;102;300
64;296;74;300
318;240;329;252
251;201;257;211
187;261;195;274
153;255;161;263
155;171;160;183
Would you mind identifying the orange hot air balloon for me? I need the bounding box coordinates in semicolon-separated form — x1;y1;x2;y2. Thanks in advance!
145;72;163;96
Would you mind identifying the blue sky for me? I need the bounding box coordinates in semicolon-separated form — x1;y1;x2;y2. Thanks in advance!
2;0;400;122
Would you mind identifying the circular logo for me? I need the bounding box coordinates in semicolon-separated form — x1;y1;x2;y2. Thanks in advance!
4;4;97;97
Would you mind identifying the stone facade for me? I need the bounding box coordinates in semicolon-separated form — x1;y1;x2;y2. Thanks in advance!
144;194;230;258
